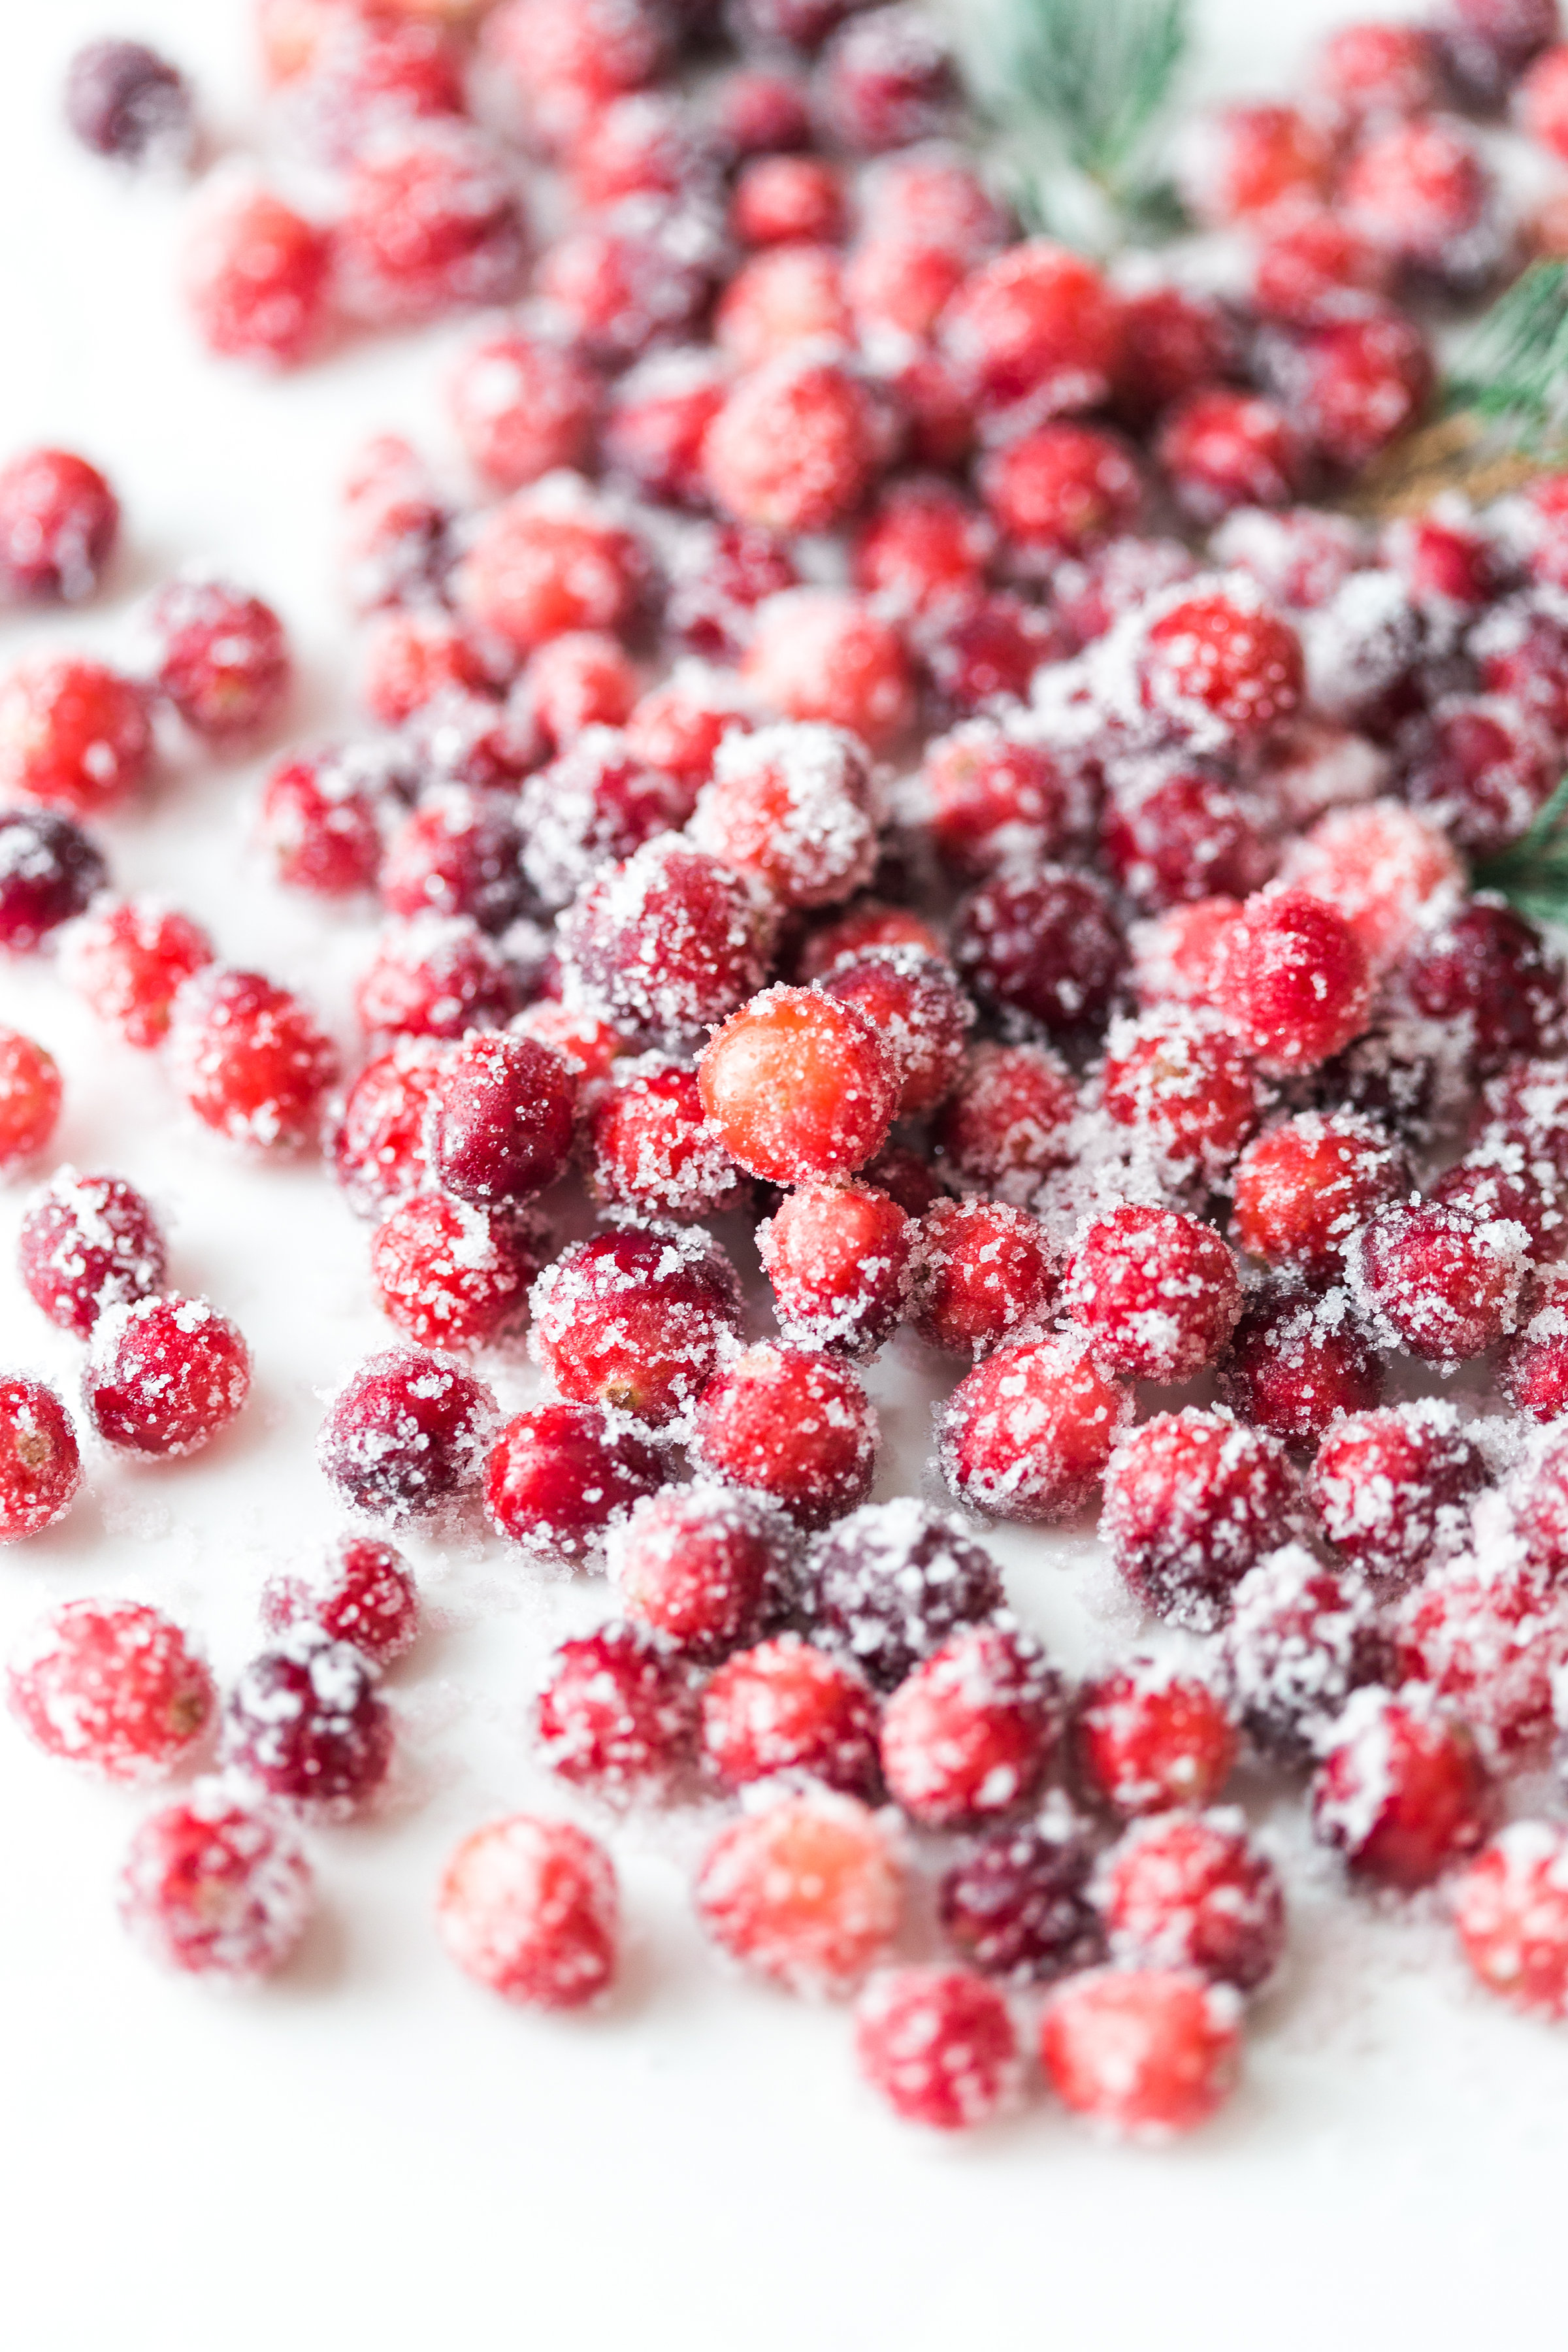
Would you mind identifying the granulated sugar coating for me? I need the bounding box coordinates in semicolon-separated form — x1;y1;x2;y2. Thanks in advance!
26;0;1568;2172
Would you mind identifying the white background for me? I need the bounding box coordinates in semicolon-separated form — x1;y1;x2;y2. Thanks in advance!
2;4;1563;2349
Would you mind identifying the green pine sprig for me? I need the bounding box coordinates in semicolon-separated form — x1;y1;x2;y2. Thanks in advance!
1473;773;1568;928
1444;259;1568;449
956;0;1192;252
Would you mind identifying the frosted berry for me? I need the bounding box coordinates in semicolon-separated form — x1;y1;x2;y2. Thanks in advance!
519;730;688;915
524;633;638;749
331;1037;448;1219
1502;1269;1568;1422
1075;1661;1239;1819
1156;389;1304;523
355;915;520;1041
485;1401;664;1561
981;423;1142;559
1220;1286;1386;1447
62;898;210;1050
371;1194;545;1350
559;835;771;1056
704;357;877;537
623;676;753;792
18;1169;165;1336
1454;1824;1568;2017
954;868;1128;1041
1312;1400;1486;1592
145;578;290;742
261;1534;419;1667
699;987;898;1186
1394;1556;1568;1772
690;722;875;914
1286;308;1435;473
694;1789;903;1994
806;1497;1005;1691
921;722;1083;884
939;1804;1106;1983
536;216;711;365
360;611;500;729
258;749;384;897
222;1625;392;1817
1098;1810;1285;1993
1100;1010;1260;1183
853;477;992;619
1132;583;1305;755
880;1623;1062;1829
1339;116;1494;276
438;1815;618;2009
919;591;1063;713
743;591;916;755
447;329;601;489
0;1028;63;1168
1223;1545;1390;1767
1216;888;1371;1074
1401;901;1565;1076
1062;1206;1241;1384
335;123;527;325
1232;1111;1408;1277
693;1341;877;1529
855;1966;1019;2131
932;1041;1075;1200
938;239;1122;425
456;489;646;659
182;183;331;367
318;1345;498;1522
0;806;108;951
701;1634;881;1797
715;242;851;369
584;1054;748;1224
759;1179;913;1360
796;901;943;983
0;448;120;602
381;788;527;936
0;1379;80;1541
86;1294;250;1457
607;1482;791;1662
425;1030;575;1211
165;966;338;1151
1348;1200;1526;1367
821;948;970;1119
1311;1687;1495;1889
8;1598;212;1782
535;1620;698;1795
911;1197;1056;1360
1102;1409;1305;1631
1039;1966;1242;2140
119;1792;314;1982
940;1333;1132;1522
531;1225;742;1426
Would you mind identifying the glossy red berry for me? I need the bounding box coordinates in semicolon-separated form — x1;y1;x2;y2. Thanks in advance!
699;988;898;1186
759;1179;914;1360
1216;888;1371;1073
8;1598;213;1782
485;1401;665;1561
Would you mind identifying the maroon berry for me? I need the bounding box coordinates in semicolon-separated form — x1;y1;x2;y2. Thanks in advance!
911;1197;1056;1360
1220;1286;1385;1446
1102;1409;1305;1631
692;1341;877;1529
557;835;772;1055
1311;1688;1495;1889
426;1030;576;1209
932;1041;1076;1200
8;1598;212;1782
1097;1809;1286;1993
701;1635;881;1797
807;1497;1005;1691
954;868;1128;1041
607;1482;792;1663
1061;1205;1242;1384
854;1966;1020;2131
921;721;1083;884
355;914;521;1041
1401;902;1565;1076
519;730;688;915
65;37;193;165
535;1620;698;1795
165;967;339;1151
1348;1200;1527;1367
1075;1661;1239;1818
85;1294;250;1458
0;1378;81;1541
939;1805;1107;1983
18;1169;166;1337
485;1401;665;1561
380;787;527;936
758;1179;914;1359
1102;764;1274;913
0;447;120;600
880;1623;1063;1830
0;805;108;952
119;1792;314;1982
437;1814;618;2009
1311;1400;1486;1592
222;1625;393;1817
531;1226;742;1426
259;1535;420;1667
1223;1546;1390;1767
145;578;291;743
318;1345;498;1522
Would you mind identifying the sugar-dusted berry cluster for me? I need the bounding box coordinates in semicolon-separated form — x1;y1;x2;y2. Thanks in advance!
14;0;1568;2146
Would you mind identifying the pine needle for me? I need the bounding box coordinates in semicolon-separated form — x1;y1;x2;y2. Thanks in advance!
1445;260;1568;448
1473;772;1568;928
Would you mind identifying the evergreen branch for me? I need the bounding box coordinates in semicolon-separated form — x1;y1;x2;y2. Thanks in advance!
1445;261;1568;448
1473;772;1568;927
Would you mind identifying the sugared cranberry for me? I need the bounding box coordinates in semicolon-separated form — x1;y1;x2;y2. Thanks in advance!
422;1030;575;1211
583;1053;745;1222
1286;308;1436;474
704;356;877;536
1128;896;1245;1013
879;1623;1062;1830
759;1179;914;1359
940;1333;1132;1522
1251;210;1391;327
713;64;813;155
536;214;713;365
939;239;1122;427
559;835;770;1056
85;1294;250;1458
0;448;119;602
258;749;384;897
340;431;450;613
921;721;1082;883
668;523;799;663
1075;1662;1239;1818
932;1041;1075;1201
318;1345;498;1522
335;123;527;325
370;1194;544;1351
118;1792;314;1982
1216;887;1372;1074
0;651;143;815
1103;765;1273;913
535;1620;697;1795
1282;799;1462;974
698;987;898;1186
510;1000;623;1088
1157;389;1303;523
623;676;752;793
918;591;1064;713
608;1481;791;1662
954;868;1128;1041
1394;1557;1568;1773
1312;1686;1495;1889
145;578;290;743
1454;1823;1568;2016
939;1802;1106;1984
1039;1965;1242;2140
17;1169;165;1336
0;1379;80;1541
1502;1269;1568;1421
222;1626;391;1817
182;182;332;367
1317;20;1441;118
715;242;851;369
1102;1409;1305;1632
701;1634;881;1797
806;1496;1005;1692
0;1028;63;1168
855;1965;1019;2131
359;612;500;729
484;1401;664;1561
1401;902;1565;1077
1130;581;1305;756
1312;1400;1486;1592
165;966;338;1151
1099;1009;1260;1184
693;1341;877;1529
437;1814;618;2008
289;14;466;164
819;948;970;1120
796;900;943;984
1401;697;1559;860
519;730;688;914
0;806;109;952
853;478;992;619
743;591;916;755
690;723;875;913
1220;1286;1386;1446
1341;114;1494;279
1180;100;1331;223
1232;1112;1407;1277
448;330;600;491
380;789;526;936
261;1534;419;1667
457;487;646;660
331;1037;448;1219
1435;0;1560;97
694;1789;903;1993
1349;1199;1526;1366
982;422;1142;560
65;36;194;166
7;1599;212;1782
532;1226;741;1426
358;913;519;1042
911;1196;1056;1360
1098;1809;1284;1994
1223;1545;1390;1767
523;633;638;749
1062;1205;1242;1384
1435;1145;1567;1262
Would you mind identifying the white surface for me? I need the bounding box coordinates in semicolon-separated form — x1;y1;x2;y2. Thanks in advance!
2;5;1565;2349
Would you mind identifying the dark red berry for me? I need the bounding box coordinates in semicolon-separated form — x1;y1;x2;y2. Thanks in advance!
1223;1546;1390;1767
558;835;772;1056
911;1196;1056;1360
260;1535;419;1666
425;1030;576;1209
380;787;527;936
1102;1409;1305;1631
0;805;108;952
318;1345;498;1522
954;868;1128;1041
807;1497;1005;1691
222;1625;393;1818
485;1401;665;1561
17;1168;166;1336
939;1803;1107;1984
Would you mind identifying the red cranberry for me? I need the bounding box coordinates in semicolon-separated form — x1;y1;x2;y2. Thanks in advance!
940;1333;1132;1522
165;967;338;1151
759;1179;914;1359
938;239;1122;427
59;897;212;1048
797;901;942;984
425;1030;575;1210
1232;1111;1408;1277
336;123;527;325
1401;697;1558;859
601;351;729;507
1102;1409;1305;1632
372;1194;545;1351
519;730;687;914
806;1496;1005;1692
261;1534;419;1666
1216;887;1372;1074
933;1041;1075;1200
1210;508;1365;617
182;183;332;367
1075;1662;1239;1818
1098;1810;1285;1993
17;1169;165;1337
1312;1401;1486;1592
1317;21;1441;117
331;1037;448;1219
360;612;500;728
693;1341;877;1529
1224;1545;1390;1767
1503;1269;1568;1421
536;214;713;365
485;1401;664;1561
1181;101;1332;224
1062;1205;1242;1384
880;1623;1062;1829
85;1294;250;1457
0;1029;63;1168
380;789;526;936
223;1626;391;1817
1157;389;1304;523
340;431;450;613
817;5;958;152
911;1196;1056;1360
318;1345;498;1522
1128;896;1245;1012
523;633;638;748
623;676;752;792
1435;1146;1567;1261
1100;1009;1260;1183
1251;210;1391;326
0;806;109;951
1473;595;1568;730
1394;1557;1568;1772
448;330;600;491
1282;800;1462;974
355;915;521;1041
698;987;898;1187
1056;532;1201;642
743;591;916;756
0;448;119;601
1285;308;1435;472
437;1814;618;2008
715;242;851;370
510;1001;623;1087
921;721;1083;883
532;1226;741;1426
704;357;877;537
456;489;646;661
1040;1965;1242;2139
608;1481;791;1662
855;1965;1019;2131
954;868;1128;1041
569;92;711;213
118;1792;314;1982
1220;1286;1386;1446
981;423;1142;561
1454;1823;1568;2017
1102;765;1273;913
918;592;1064;714
1129;581;1305;755
667;523;799;662
7;1597;212;1783
146;578;290;743
584;1053;747;1222
819;949;970;1120
939;1803;1106;1984
1340;117;1494;276
696;1789;903;1993
559;835;771;1056
0;1379;81;1541
713;65;813;155
1312;1686;1495;1889
853;478;992;619
690;722;875;913
1349;1199;1527;1366
1401;902;1565;1077
701;1634;881;1797
289;15;466;164
535;1620;698;1795
258;749;383;897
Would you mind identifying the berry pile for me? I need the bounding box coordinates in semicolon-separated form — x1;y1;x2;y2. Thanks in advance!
14;0;1568;2146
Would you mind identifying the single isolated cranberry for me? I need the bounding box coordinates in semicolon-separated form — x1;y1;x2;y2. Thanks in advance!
0;1379;81;1542
1311;1400;1486;1592
698;987;898;1186
583;1054;748;1223
17;1168;166;1336
932;1041;1076;1201
1097;1809;1286;1993
58;897;213;1049
0;806;109;952
1099;1009;1260;1183
66;36;193;165
911;1196;1056;1361
701;1634;881;1797
1454;1823;1568;2017
1075;1661;1239;1818
694;1789;904;1995
0;1029;63;1168
759;1179;914;1360
0;448;120;600
86;1294;250;1458
806;1497;1005;1692
855;1966;1020;2132
607;1481;792;1663
318;1345;498;1522
692;1340;878;1529
1311;1686;1495;1890
1348;1199;1526;1367
1061;1205;1242;1384
144;578;291;742
1102;1408;1305;1631
261;1534;419;1667
165;966;338;1151
954;868;1128;1042
939;1802;1107;1984
437;1814;619;2008
535;1620;698;1797
119;1791;314;1982
258;749;384;897
485;1401;665;1561
531;1226;742;1426
182;182;333;367
557;834;772;1056
7;1598;213;1782
879;1623;1063;1830
939;1332;1133;1522
1039;1966;1243;2140
222;1624;392;1817
1223;1545;1390;1767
